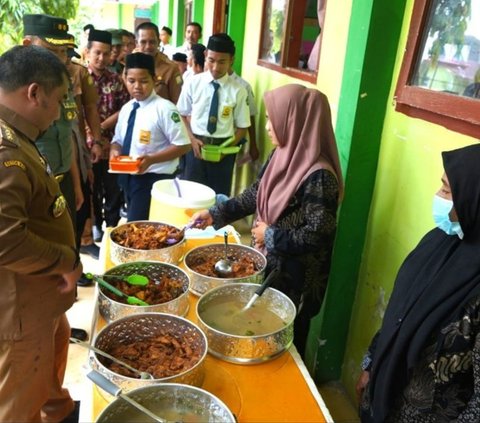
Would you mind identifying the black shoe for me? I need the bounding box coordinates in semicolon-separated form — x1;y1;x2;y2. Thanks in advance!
76;273;93;287
79;243;99;259
70;328;88;342
93;226;104;242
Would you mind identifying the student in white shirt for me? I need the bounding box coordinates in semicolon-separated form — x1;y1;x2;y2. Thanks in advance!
110;53;190;221
177;33;250;196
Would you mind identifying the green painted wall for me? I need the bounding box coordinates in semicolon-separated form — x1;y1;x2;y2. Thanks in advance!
340;0;478;400
226;0;247;75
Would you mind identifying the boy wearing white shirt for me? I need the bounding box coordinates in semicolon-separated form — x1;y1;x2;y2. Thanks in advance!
110;53;190;221
177;33;250;195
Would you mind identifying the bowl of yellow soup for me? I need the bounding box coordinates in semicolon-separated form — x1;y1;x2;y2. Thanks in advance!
195;283;296;364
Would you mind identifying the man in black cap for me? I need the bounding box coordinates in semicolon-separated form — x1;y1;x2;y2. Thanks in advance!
110;52;190;221
0;43;82;423
85;29;130;241
177;33;250;196
23;14;96;335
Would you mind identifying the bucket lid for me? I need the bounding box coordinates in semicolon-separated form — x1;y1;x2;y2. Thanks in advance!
151;179;216;208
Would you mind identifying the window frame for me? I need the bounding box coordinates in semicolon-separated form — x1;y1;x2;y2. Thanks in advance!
257;0;321;83
395;0;480;139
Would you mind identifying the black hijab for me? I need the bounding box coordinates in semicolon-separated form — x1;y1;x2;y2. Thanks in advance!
368;144;480;422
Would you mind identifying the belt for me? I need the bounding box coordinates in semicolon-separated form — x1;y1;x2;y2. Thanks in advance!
194;135;231;146
55;172;67;182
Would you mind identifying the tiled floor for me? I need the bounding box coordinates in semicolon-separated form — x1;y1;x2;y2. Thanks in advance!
64;222;360;422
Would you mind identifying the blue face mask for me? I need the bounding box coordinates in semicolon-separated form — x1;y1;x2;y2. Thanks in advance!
432;195;464;239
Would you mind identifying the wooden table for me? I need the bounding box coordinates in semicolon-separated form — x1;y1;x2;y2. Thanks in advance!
86;228;332;422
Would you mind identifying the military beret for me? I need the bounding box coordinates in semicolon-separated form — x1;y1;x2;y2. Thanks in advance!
88;29;112;45
172;52;187;63
23;14;76;47
207;33;235;55
125;53;155;74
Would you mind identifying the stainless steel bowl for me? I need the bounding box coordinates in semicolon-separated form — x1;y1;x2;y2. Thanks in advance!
98;261;190;323
96;383;235;422
90;313;208;393
110;221;185;266
196;283;296;364
184;243;266;296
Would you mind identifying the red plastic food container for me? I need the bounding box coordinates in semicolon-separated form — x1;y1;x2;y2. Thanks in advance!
109;156;140;173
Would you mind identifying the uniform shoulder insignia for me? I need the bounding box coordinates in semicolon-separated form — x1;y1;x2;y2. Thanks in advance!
3;159;26;171
175;75;183;85
0;121;19;147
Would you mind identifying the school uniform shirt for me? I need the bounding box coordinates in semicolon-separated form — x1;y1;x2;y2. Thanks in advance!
112;90;190;175
229;71;258;117
160;43;176;59
177;71;251;137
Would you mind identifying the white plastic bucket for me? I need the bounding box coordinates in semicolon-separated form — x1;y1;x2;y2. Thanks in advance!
149;179;216;227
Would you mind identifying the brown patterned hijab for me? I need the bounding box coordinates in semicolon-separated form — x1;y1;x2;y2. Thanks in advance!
257;84;343;224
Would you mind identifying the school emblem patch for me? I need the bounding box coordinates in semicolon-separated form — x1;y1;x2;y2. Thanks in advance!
171;112;181;123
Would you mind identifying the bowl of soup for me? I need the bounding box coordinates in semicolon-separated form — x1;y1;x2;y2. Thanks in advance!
95;383;235;422
184;244;266;296
196;283;296;364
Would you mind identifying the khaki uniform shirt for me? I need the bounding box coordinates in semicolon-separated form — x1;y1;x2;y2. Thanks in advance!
154;52;183;104
0;105;76;340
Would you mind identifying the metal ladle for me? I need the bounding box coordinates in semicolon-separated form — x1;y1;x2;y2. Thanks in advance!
87;370;165;422
215;231;233;276
70;338;155;380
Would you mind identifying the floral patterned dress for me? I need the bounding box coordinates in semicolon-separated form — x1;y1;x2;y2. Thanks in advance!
361;295;480;422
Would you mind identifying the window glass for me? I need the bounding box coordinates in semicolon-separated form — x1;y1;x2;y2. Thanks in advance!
412;0;480;98
259;0;323;73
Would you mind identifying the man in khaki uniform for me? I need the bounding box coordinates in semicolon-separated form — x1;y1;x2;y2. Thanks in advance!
135;21;183;104
0;45;82;422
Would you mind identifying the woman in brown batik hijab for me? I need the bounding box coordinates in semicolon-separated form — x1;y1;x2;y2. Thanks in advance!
191;83;343;356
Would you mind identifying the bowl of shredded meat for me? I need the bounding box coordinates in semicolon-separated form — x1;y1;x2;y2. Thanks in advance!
90;313;208;394
110;221;185;265
184;243;266;296
98;261;190;323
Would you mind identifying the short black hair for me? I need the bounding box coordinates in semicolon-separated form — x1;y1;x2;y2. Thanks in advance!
161;26;172;36
83;24;94;32
192;43;206;69
186;22;202;35
135;22;160;40
0;45;68;94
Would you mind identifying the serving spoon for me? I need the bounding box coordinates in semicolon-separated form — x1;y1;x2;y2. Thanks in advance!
93;276;149;306
238;268;281;313
87;370;165;422
70;338;155;380
85;272;149;286
215;231;233;276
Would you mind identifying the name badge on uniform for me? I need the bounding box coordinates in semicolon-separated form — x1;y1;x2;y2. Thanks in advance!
221;106;232;118
51;195;67;218
139;130;151;144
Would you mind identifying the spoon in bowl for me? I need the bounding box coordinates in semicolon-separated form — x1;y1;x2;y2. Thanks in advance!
70;338;155;380
93;276;149;306
215;231;233;276
85;272;149;286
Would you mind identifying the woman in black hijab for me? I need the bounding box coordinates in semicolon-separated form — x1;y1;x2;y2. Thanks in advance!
357;144;480;422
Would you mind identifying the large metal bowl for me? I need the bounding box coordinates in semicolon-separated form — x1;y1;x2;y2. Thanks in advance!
90;313;208;393
196;283;296;364
184;243;266;296
98;261;190;323
96;383;235;422
110;220;185;265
